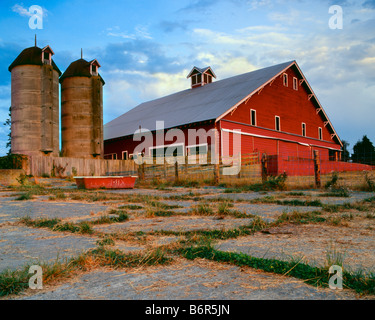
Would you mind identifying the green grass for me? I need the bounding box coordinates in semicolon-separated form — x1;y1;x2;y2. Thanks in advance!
217;202;249;218
276;210;326;224
0;268;30;296
189;203;214;216
90;212;129;225
0;247;171;297
251;197;323;207
15;192;33;201
118;204;143;210
79;247;172;269
177;244;375;295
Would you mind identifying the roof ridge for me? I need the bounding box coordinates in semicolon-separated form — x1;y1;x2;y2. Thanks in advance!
104;61;294;140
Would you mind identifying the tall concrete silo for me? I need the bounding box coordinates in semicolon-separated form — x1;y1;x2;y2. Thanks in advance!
8;45;61;157
60;57;105;158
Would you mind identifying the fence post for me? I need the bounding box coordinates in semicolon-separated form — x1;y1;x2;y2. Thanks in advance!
261;153;268;183
174;161;179;182
237;152;241;179
314;150;321;188
185;155;188;176
214;162;220;184
137;155;145;180
163;161;167;179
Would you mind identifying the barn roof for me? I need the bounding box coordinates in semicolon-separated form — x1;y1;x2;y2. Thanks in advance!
8;46;61;75
104;60;342;146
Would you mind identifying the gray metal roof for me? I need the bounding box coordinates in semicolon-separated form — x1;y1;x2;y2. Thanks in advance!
104;60;294;140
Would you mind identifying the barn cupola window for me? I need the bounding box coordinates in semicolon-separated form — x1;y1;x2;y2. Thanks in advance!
89;59;101;76
41;45;54;65
187;66;216;89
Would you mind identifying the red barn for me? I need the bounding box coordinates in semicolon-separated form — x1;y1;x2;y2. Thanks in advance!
104;60;351;175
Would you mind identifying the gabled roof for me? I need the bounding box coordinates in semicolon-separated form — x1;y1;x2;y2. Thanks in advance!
8;46;61;75
89;59;101;68
42;45;54;55
104;60;342;147
59;58;105;84
187;66;216;79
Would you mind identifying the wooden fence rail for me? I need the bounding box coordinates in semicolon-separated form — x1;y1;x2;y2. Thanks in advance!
23;156;138;177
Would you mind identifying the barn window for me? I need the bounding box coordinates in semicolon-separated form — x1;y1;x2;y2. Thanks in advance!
191;74;202;86
150;144;184;158
293;77;298;90
122;151;128;160
283;73;288;87
302;123;306;137
186;144;208;155
250;109;257;126
275;116;280;131
318;127;323;140
104;153;117;159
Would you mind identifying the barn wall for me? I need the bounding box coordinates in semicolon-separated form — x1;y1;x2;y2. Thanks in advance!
220;120;339;155
104;123;215;159
222;66;337;145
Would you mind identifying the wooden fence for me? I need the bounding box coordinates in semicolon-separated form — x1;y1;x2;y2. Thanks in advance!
23;156;138;177
137;152;262;183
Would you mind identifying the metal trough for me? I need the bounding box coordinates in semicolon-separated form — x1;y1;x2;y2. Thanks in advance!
74;176;137;189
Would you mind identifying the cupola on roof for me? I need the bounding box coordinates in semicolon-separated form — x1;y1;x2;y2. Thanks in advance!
187;66;216;88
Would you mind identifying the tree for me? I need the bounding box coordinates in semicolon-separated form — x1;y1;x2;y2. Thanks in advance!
351;135;375;165
341;140;350;162
2;106;11;155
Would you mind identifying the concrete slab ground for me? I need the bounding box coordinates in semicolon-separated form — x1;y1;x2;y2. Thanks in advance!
15;258;358;300
0;198;110;224
215;223;375;274
93;216;255;234
0;182;374;301
0;225;97;273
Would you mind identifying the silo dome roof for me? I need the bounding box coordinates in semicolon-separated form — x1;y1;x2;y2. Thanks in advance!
59;58;105;84
8;46;61;75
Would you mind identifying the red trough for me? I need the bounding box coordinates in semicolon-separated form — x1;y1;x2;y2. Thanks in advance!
74;176;137;189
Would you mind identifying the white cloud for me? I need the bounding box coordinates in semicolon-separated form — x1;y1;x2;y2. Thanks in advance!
106;25;152;40
12;4;48;17
12;4;31;17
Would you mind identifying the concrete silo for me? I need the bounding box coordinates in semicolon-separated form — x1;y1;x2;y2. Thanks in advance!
8;45;61;157
60;57;104;158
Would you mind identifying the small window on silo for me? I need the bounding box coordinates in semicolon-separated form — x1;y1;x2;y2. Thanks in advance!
43;52;51;64
91;64;98;75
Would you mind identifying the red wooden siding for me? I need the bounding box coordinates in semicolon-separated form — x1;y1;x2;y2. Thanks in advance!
221;66;336;145
104;122;215;160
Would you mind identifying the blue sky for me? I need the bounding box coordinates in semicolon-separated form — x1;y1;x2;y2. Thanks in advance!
0;0;374;155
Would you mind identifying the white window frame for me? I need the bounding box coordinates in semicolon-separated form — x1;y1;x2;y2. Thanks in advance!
318;127;323;140
91;64;98;76
104;153;117;160
302;122;306;137
293;77;298;90
149;143;185;157
191;73;202;86
186;143;208;156
129;152;143;160
42;51;51;65
275;116;281;131
283;73;288;87
250;109;257;126
122;151;128;160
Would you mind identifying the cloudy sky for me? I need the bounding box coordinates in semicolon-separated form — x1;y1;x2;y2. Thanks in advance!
0;0;374;155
